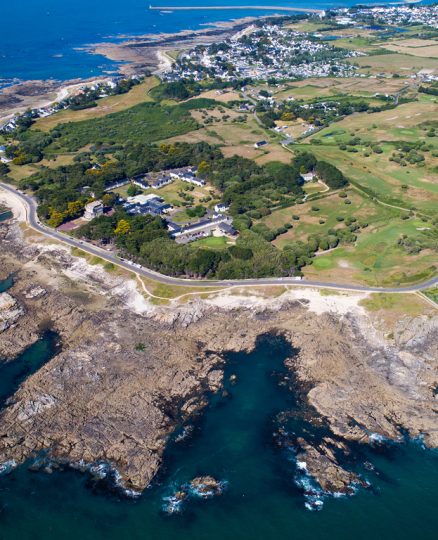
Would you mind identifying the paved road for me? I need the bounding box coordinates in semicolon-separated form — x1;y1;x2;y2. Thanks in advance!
1;182;438;294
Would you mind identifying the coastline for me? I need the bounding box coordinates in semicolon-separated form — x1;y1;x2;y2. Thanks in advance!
0;14;284;123
0;208;437;495
85;14;282;74
0;76;118;127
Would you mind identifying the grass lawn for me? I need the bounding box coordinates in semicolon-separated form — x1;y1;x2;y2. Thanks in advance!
304;229;437;287
190;236;230;249
303;182;326;195
360;293;429;316
293;142;438;216
6;163;39;182
165;106;292;164
264;189;391;242
262;189;437;287
348;53;438;75
33;77;160;132
424;287;438;305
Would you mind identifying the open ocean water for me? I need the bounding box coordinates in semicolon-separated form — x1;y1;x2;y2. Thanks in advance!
0;0;430;82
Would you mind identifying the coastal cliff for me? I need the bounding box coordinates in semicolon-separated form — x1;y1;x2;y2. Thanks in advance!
0;216;437;495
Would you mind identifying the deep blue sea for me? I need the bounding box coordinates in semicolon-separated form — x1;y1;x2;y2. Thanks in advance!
1;330;438;540
0;0;427;82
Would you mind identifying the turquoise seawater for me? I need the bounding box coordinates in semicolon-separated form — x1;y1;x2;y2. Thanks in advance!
0;275;14;293
0;0;428;82
0;330;59;406
0;333;437;539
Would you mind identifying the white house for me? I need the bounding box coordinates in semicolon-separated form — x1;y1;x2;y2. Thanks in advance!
127;194;161;205
84;200;104;221
214;203;229;213
300;172;317;183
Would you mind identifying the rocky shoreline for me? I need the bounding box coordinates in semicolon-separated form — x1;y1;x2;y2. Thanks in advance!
0;15;273;124
0;215;437;498
87;16;273;76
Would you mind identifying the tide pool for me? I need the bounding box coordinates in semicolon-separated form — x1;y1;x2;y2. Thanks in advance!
0;331;59;405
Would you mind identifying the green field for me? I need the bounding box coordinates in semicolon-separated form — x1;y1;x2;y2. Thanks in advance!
263;188;437;287
190;236;230;250
293;141;438;216
43;100;222;153
424;287;438;305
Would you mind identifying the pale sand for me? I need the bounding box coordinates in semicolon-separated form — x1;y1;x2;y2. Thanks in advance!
203;287;369;317
154;50;174;76
0;189;27;221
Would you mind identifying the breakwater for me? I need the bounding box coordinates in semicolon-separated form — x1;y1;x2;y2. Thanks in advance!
149;5;323;13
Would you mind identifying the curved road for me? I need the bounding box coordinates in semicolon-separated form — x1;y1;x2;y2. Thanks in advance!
1;182;438;294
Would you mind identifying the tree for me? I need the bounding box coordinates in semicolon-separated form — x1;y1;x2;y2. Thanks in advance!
48;209;65;228
127;184;141;197
66;200;84;219
102;193;117;207
115;219;131;236
281;112;295;122
197;160;210;177
0;162;9;175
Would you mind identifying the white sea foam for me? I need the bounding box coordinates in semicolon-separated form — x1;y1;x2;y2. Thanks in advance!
0;459;17;475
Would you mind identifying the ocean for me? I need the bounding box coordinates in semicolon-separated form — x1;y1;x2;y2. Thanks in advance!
2;2;438;537
0;331;438;539
0;0;424;83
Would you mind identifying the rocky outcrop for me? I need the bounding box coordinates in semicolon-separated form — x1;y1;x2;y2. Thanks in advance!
295;438;365;494
0;217;437;495
0;293;24;333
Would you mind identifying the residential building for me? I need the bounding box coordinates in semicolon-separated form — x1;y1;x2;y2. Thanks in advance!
300;172;317;183
214;203;230;213
124;194;172;216
84;200;104;221
170;215;236;243
150;175;173;189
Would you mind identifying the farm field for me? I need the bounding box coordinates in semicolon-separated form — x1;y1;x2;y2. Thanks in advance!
33;77;160;132
385;39;438;58
272;76;410;105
